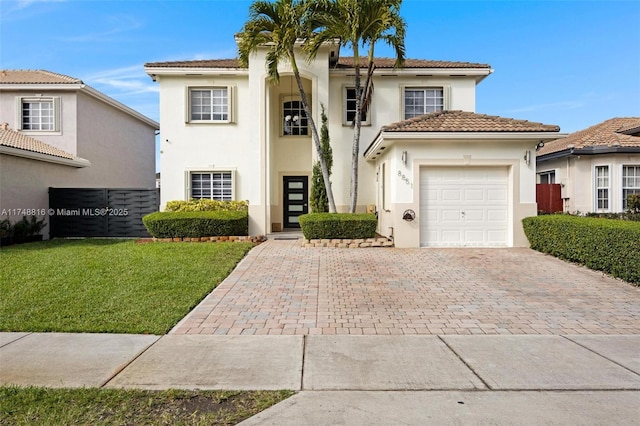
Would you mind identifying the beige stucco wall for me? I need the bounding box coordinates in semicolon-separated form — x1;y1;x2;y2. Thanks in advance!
374;139;538;248
538;153;640;213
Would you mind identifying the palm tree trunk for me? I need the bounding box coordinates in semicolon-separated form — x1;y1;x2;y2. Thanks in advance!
350;44;362;213
290;51;337;213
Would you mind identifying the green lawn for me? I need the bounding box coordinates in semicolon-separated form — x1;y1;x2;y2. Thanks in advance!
0;239;254;334
0;386;294;425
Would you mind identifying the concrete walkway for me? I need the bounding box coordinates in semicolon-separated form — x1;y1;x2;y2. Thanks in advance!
2;240;640;424
1;333;639;424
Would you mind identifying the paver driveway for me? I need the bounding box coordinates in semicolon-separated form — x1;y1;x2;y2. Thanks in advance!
172;240;640;336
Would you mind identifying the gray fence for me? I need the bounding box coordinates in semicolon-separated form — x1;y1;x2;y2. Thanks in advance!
48;188;159;238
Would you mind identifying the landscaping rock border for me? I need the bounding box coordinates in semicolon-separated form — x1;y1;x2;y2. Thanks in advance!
301;237;394;248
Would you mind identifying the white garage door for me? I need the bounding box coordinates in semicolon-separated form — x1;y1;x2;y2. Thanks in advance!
420;167;508;247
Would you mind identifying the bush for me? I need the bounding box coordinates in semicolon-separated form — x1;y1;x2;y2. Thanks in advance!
165;199;248;212
143;211;248;238
522;215;640;285
628;194;640;214
299;213;377;240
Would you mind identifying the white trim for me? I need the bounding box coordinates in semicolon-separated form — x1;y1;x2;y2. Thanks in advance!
184;167;237;200
186;86;234;124
593;163;611;212
0;145;91;168
401;85;448;120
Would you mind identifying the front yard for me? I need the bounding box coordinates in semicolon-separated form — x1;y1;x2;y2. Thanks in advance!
0;239;253;335
0;239;294;425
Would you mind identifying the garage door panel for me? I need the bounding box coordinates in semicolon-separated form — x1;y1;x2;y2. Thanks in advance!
420;167;508;247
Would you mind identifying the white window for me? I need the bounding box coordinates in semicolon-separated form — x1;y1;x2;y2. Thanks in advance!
18;97;60;131
404;87;444;119
344;87;369;125
189;88;230;122
622;165;640;209
283;98;308;136
190;171;234;201
538;170;556;184
595;165;609;211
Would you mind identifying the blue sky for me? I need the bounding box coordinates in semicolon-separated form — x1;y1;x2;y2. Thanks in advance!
2;0;639;163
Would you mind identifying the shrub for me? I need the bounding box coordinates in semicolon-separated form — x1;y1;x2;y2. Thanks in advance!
628;194;640;214
522;215;640;285
299;213;377;240
165;199;248;212
143;211;248;238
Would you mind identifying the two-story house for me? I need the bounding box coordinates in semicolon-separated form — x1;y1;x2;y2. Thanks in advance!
0;70;159;234
145;40;563;248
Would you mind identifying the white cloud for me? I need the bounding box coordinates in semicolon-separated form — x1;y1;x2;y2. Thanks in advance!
85;65;158;97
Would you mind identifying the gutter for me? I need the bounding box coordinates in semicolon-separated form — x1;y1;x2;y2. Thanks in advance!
537;146;640;162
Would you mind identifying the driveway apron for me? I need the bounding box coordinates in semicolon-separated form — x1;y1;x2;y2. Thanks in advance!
172;240;640;336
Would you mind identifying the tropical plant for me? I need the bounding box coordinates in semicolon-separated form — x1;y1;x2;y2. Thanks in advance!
309;0;406;212
310;105;333;212
238;0;337;213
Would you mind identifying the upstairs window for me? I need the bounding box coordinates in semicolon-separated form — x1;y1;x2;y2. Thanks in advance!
283;99;308;136
344;87;370;125
404;88;444;119
190;171;233;201
189;88;230;122
19;97;59;131
622;165;640;209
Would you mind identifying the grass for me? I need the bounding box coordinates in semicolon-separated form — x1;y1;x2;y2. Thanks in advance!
0;239;254;334
0;386;295;425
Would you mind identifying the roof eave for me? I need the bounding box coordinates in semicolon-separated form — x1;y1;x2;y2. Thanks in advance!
364;131;565;161
0;145;92;168
330;67;493;83
537;146;640;161
144;66;249;81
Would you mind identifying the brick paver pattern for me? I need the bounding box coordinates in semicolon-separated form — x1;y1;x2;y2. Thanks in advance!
172;240;640;336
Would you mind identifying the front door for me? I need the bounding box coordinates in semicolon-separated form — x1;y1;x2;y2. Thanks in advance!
283;176;308;229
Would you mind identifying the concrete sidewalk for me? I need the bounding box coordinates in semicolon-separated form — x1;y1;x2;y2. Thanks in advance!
1;332;639;424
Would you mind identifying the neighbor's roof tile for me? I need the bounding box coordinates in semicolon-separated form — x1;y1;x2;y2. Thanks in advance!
0;70;82;84
537;117;640;156
382;110;560;133
0;125;75;160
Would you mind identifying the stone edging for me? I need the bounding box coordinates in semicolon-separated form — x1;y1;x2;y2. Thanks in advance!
151;236;267;244
301;237;394;248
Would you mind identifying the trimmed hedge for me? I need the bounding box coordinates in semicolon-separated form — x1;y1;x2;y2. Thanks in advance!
522;215;640;285
142;211;248;238
299;213;377;240
165;199;248;212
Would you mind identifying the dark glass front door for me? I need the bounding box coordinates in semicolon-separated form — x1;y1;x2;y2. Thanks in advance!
283;176;308;229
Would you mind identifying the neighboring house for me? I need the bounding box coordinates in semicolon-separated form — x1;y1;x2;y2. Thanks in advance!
536;117;640;213
0;69;159;235
145;40;562;248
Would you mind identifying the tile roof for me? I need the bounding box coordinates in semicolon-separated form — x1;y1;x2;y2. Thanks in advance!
537;117;640;156
0;124;76;160
334;57;491;69
0;70;82;84
144;57;491;69
381;110;560;133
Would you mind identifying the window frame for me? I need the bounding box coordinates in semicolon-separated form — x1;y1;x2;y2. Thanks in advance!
187;169;235;201
281;95;309;137
537;170;556;184
186;86;235;124
401;86;450;120
594;165;610;212
622;164;640;210
343;86;370;126
16;96;61;133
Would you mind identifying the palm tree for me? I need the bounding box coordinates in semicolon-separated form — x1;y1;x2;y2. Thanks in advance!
309;0;406;213
238;0;337;213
